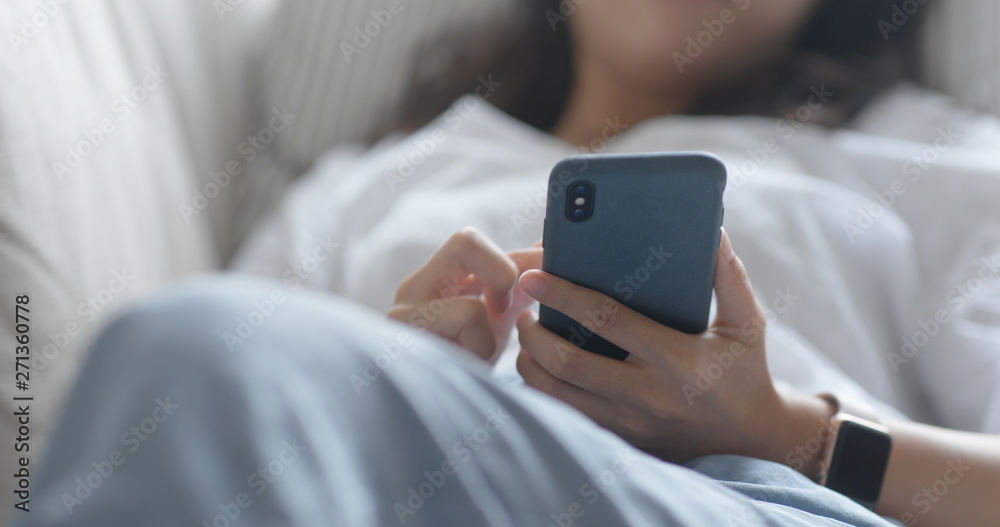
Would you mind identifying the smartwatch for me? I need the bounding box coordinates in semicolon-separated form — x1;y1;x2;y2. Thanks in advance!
816;394;893;510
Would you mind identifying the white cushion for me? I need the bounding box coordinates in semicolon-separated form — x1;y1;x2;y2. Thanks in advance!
0;0;277;514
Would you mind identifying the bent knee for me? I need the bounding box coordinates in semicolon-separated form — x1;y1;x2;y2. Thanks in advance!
90;274;411;374
89;275;288;369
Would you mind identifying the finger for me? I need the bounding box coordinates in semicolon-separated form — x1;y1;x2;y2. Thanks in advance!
391;297;498;360
711;228;766;331
508;246;543;274
504;247;544;316
398;227;518;312
516;311;645;404
532;238;543;248
487;286;536;352
517;270;690;362
515;350;620;428
454;275;483;297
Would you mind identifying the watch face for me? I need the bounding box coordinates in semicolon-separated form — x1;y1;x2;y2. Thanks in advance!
825;421;893;508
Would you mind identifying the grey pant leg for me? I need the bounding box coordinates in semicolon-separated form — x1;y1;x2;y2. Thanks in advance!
15;276;889;527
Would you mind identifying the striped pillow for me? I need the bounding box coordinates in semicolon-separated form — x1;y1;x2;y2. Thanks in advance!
257;0;511;175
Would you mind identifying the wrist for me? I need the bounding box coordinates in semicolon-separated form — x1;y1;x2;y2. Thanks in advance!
753;391;838;478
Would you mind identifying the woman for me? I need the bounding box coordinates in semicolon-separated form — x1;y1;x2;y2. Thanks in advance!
23;1;1000;526
380;0;1000;525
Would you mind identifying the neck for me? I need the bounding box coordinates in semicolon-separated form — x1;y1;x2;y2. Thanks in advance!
552;58;694;149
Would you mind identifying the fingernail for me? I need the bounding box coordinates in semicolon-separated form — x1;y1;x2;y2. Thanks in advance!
516;310;532;328
518;271;548;298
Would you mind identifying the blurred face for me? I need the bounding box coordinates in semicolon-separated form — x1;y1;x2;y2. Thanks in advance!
569;0;821;92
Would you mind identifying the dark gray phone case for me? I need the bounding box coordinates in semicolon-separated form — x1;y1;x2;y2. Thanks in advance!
539;152;727;361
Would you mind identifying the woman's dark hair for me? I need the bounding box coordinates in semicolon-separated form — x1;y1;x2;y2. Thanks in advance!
388;0;931;136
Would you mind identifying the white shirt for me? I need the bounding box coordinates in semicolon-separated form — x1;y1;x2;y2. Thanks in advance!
232;85;1000;432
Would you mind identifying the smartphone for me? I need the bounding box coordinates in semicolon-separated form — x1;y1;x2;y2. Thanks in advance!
539;152;726;361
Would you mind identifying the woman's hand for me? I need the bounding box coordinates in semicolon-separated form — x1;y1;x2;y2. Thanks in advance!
515;228;828;464
388;227;541;363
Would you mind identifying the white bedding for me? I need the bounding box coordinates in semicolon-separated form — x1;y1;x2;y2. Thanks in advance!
231;84;1000;432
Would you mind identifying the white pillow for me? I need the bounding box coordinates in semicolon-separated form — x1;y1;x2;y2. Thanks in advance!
0;0;276;515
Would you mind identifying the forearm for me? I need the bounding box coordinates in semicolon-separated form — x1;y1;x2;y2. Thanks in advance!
876;419;1000;527
752;394;1000;527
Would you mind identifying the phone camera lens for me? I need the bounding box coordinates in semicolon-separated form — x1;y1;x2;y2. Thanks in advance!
566;180;594;222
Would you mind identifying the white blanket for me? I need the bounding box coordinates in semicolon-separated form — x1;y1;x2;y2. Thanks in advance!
231;84;1000;433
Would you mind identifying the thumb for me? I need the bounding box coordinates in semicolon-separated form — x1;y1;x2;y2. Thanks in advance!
712;229;764;330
